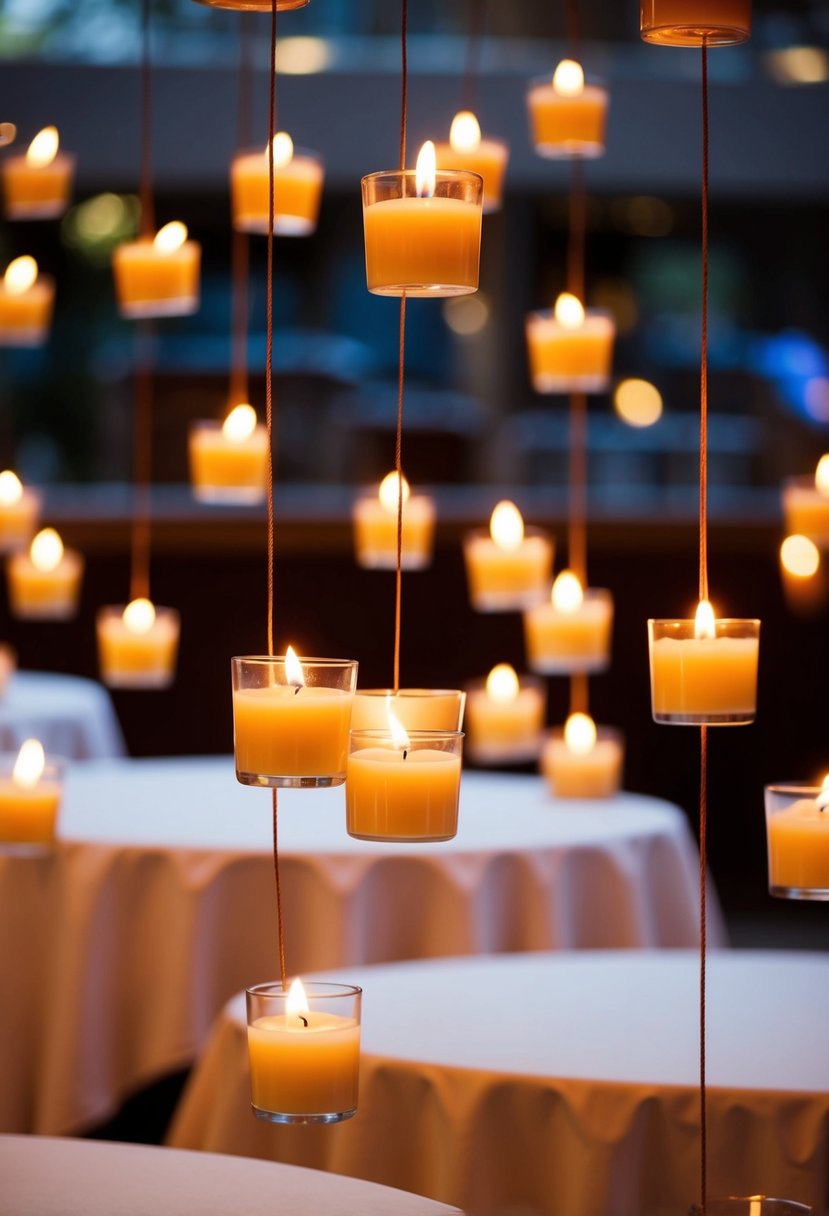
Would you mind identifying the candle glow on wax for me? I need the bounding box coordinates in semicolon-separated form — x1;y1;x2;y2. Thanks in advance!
222;403;258;443
153;221;188;255
486;663;520;704
490;500;524;552
26;127;59;169
816;454;829;497
29;528;63;573
416;141;437;198
271;132;294;169
378;471;410;513
0;471;23;506
553;59;585;97
552;570;584;613
450;111;482;153
123;598;156;635
554;292;585;330
564;712;597;756
5;257;38;296
12;738;45;788
781;534;820;579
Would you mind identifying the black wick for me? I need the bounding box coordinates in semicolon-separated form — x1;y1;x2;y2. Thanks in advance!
403;748;408;760
298;1014;308;1027
293;685;301;696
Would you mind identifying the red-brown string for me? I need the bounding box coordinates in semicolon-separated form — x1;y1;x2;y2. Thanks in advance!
230;17;253;405
392;0;409;693
399;0;408;173
699;723;708;1213
130;320;153;603
564;0;582;63
567;153;589;717
138;0;155;239
461;0;485;115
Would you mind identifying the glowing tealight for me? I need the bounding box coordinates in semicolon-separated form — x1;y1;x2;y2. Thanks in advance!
614;378;663;428
694;599;717;640
5;256;37;296
286;976;310;1018
449;110;482;153
554;292;585;330
153;221;188;255
416;140;437;199
817;775;829;811
485;663;520;705
552;570;584;613
222;403;258;444
123;598;156;635
0;471;23;506
564;712;597;756
386;699;412;751
285;645;306;689
26;126;59;169
378;471;411;513
552;59;585;97
271;132;294;169
12;738;45;788
490;501;524;552
815;454;829;497
781;534;821;579
29;528;63;573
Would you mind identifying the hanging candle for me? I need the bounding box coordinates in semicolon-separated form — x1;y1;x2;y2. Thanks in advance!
362;141;483;297
97;598;180;689
112;221;201;320
541;712;623;799
434;111;509;215
463;500;554;612
527;60;608;160
648;600;760;725
779;534;825;615
0;739;63;853
0;256;55;347
352;471;436;571
641;0;751;47
0;471;41;553
189;404;269;505
524;571;613;674
351;687;465;732
526;292;615;395
1;126;75;220
464;664;545;765
231;133;324;237
193;0;308;11
765;777;829;902
782;454;829;549
7;528;83;620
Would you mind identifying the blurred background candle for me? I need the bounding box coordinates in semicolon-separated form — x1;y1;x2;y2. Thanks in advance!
648;602;760;725
0;644;16;700
231;133;324;236
541;713;623;799
782;457;829;548
765;778;829;899
465;664;545;765
779;534;826;615
246;979;361;1125
527;60;608;159
351;688;465;731
189;404;269;505
0;256;55;346
232;651;357;788
0;739;63;850
0;471;41;553
112;221;201;320
641;0;751;45
362;142;483;297
7;527;83;620
97;599;180;689
2;126;75;219
524;572;613;674
526;293;615;395
464;500;553;612
352;472;436;570
434;111;509;215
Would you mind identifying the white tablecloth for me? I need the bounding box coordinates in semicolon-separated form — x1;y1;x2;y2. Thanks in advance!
169;952;829;1216
0;757;722;1136
0;1136;464;1216
0;671;126;759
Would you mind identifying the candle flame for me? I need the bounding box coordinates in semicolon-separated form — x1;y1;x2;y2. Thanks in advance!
378;471;410;514
26;126;59;168
271;131;294;169
818;775;829;811
815;454;829;497
123;598;156;635
554;292;585;330
552;59;585;97
490;500;524;552
285;645;305;689
564;712;597;757
222;403;258;443
30;528;63;573
286;977;310;1017
486;663;519;705
153;221;188;255
13;738;45;788
449;110;482;153
694;599;716;640
4;256;38;296
552;570;584;614
0;470;23;506
780;534;820;580
386;698;411;751
416;140;437;198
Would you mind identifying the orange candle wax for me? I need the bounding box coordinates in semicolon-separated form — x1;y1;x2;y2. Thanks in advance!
231;136;323;236
0;257;54;347
2;127;75;219
641;0;751;45
112;223;200;320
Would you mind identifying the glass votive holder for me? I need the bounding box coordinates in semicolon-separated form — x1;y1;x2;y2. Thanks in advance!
526;306;615;395
0;743;63;855
434;119;509;215
642;0;751;46
97;603;180;690
779;535;826;616
465;668;545;765
524;588;614;675
689;1200;811;1216
361;167;483;297
541;721;624;799
0;260;54;347
352;481;436;571
112;227;201;320
346;729;463;842
463;523;554;613
232;655;358;788
195;0;307;10
246;980;361;1126
188;414;269;505
1;143;75;220
7;529;83;620
765;782;829;902
231;144;324;236
648;617;760;725
782;477;829;549
526;72;608;160
0;644;16;699
0;475;41;553
351;689;466;732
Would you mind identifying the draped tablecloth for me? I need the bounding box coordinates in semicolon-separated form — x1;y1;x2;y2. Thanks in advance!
0;1135;464;1216
169;951;829;1216
0;671;126;759
0;756;723;1136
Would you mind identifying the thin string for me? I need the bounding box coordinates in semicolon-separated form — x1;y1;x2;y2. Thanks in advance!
461;0;485;114
392;0;409;693
699;42;709;604
567;159;586;305
567;152;589;717
699;724;708;1212
130;320;153;602
138;0;154;239
229;19;253;405
569;674;588;716
399;0;408;172
564;0;582;62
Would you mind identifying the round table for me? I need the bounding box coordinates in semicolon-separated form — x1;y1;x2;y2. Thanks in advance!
0;1135;463;1216
0;756;721;1136
169;951;829;1216
0;670;126;759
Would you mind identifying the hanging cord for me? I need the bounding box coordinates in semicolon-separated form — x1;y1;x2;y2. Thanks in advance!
392;0;409;693
699;723;708;1212
460;0;485;115
230;17;254;405
130;321;154;602
138;0;154;239
567;151;589;717
564;0;582;63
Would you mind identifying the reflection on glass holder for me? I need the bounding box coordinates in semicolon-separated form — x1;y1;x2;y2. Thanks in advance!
648;617;760;725
641;0;751;46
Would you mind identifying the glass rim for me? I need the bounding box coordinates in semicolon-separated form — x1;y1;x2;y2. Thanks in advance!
232;144;323;165
527;73;607;92
97;604;180;620
766;782;824;797
232;655;358;667
189;418;265;432
246;980;362;999
3;149;77;166
534;585;613;603
466;674;543;692
648;617;761;627
0;751;66;771
527;306;614;324
689;1201;812;1215
113;237;198;252
545;725;623;744
1;272;55;288
355;687;464;698
433;133;509;152
350;728;464;741
463;524;552;542
361;167;484;187
783;475;826;492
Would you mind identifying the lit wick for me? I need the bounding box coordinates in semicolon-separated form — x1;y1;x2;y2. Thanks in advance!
298;1014;308;1027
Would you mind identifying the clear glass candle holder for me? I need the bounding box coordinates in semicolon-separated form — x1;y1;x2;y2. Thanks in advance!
765;783;829;902
232;656;357;788
463;527;554;613
188;419;269;505
524;588;614;675
351;689;466;732
526;307;616;394
195;0;307;9
112;238;201;320
7;546;84;620
362;169;483;297
689;1200;811;1216
346;729;463;842
0;274;55;347
642;0;751;46
0;750;64;855
352;489;436;571
230;146;324;237
1;151;76;220
648;617;760;725
465;675;545;765
246;981;361;1125
0;485;41;553
97;605;180;690
526;75;609;160
541;726;624;799
782;477;829;549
